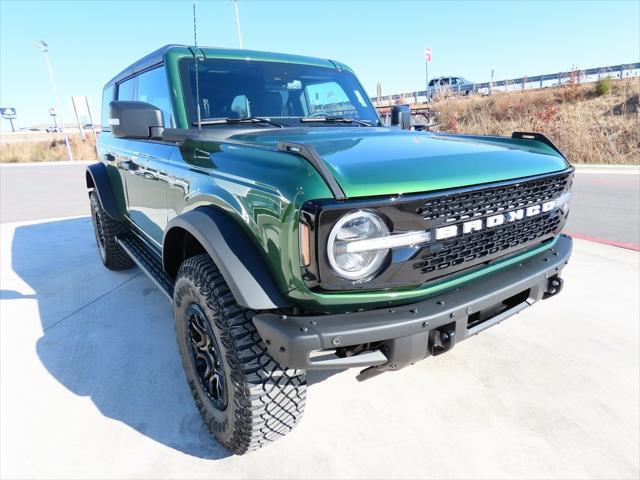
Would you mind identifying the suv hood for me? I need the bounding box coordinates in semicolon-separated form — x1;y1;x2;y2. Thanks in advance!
230;127;569;198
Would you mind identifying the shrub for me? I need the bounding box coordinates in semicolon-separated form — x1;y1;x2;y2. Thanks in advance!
595;77;612;96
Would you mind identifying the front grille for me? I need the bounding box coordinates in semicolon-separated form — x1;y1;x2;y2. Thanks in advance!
417;173;570;223
305;169;573;292
413;212;562;274
412;171;572;278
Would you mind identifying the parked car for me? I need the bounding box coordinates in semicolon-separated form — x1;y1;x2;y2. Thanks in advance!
427;76;474;99
87;44;573;455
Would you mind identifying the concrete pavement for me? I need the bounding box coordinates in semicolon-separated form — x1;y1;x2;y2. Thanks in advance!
1;216;639;479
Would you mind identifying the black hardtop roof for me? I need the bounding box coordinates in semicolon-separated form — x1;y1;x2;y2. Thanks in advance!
104;44;191;88
103;44;342;90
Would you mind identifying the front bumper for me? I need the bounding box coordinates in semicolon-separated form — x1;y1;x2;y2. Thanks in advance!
254;234;572;376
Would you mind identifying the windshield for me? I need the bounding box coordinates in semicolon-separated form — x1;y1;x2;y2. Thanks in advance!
179;58;380;127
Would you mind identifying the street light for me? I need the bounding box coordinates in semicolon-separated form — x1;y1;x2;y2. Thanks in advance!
33;40;73;161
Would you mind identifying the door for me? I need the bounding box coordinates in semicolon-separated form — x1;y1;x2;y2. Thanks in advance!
121;143;175;246
117;66;176;247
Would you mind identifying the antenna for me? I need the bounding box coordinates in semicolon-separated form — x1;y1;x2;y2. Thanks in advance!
193;2;202;130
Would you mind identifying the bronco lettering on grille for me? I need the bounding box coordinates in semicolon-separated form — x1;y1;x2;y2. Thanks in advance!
435;199;557;240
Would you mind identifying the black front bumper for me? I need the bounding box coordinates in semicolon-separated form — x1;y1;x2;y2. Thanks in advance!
254;234;572;375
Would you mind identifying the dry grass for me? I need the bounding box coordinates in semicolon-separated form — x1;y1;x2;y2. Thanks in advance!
431;78;640;164
0;134;98;162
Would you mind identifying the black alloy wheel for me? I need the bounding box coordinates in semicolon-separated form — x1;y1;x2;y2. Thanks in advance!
186;303;227;411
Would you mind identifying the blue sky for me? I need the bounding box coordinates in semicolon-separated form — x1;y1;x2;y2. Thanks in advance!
1;0;638;129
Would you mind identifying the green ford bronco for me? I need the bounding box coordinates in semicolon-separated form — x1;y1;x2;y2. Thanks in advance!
88;45;573;454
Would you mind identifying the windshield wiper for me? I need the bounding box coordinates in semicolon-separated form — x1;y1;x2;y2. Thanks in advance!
300;116;373;126
193;117;284;128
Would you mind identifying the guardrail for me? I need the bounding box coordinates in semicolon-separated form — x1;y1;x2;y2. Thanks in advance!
373;62;640;105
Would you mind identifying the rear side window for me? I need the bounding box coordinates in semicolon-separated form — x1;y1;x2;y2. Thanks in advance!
101;84;115;132
117;77;135;101
137;67;173;127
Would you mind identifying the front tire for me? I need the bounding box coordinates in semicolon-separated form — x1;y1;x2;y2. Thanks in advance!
89;191;134;270
173;254;306;454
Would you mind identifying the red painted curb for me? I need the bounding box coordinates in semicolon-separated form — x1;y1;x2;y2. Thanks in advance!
565;231;640;252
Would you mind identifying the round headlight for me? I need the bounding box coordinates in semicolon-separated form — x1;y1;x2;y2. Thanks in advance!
327;211;389;280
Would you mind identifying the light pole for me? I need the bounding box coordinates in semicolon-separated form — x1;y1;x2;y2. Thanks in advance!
33;40;73;161
232;0;243;48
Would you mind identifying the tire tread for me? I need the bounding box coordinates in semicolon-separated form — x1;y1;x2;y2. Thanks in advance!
175;254;306;454
89;192;134;270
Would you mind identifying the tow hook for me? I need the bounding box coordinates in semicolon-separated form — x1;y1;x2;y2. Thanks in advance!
543;275;564;299
428;324;456;356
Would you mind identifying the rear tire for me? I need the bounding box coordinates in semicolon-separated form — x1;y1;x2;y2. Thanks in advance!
173;254;306;455
89;191;134;270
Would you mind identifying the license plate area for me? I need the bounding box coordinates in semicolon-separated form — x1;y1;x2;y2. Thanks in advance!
466;289;530;330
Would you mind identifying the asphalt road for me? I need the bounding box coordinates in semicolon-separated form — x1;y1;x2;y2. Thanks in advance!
0;162;92;223
1;162;639;248
565;170;640;248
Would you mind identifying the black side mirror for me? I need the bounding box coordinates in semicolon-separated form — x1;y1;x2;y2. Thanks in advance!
109;101;164;139
390;105;411;130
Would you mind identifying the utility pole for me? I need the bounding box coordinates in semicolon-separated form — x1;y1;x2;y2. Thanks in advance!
71;96;86;141
424;48;431;93
84;96;98;140
425;61;429;91
232;0;243;48
34;41;73;161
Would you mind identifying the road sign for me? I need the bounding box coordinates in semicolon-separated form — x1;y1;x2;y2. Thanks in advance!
49;107;57;116
0;107;17;119
425;48;432;62
1;107;17;132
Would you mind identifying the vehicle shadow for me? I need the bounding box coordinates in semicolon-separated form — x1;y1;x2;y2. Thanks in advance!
11;217;341;460
12;217;227;459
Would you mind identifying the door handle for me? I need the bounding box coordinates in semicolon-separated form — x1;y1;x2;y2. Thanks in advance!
121;160;139;172
104;153;115;162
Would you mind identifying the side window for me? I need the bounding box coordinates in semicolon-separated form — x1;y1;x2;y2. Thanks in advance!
137;67;173;127
101;84;115;132
117;77;135;101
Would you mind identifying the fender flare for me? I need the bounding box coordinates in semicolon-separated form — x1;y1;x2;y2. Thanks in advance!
85;163;125;221
163;207;290;310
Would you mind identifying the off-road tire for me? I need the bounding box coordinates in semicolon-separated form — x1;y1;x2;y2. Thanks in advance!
89;191;134;270
173;254;306;455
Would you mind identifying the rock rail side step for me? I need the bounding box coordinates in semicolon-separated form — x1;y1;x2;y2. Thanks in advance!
117;233;174;300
